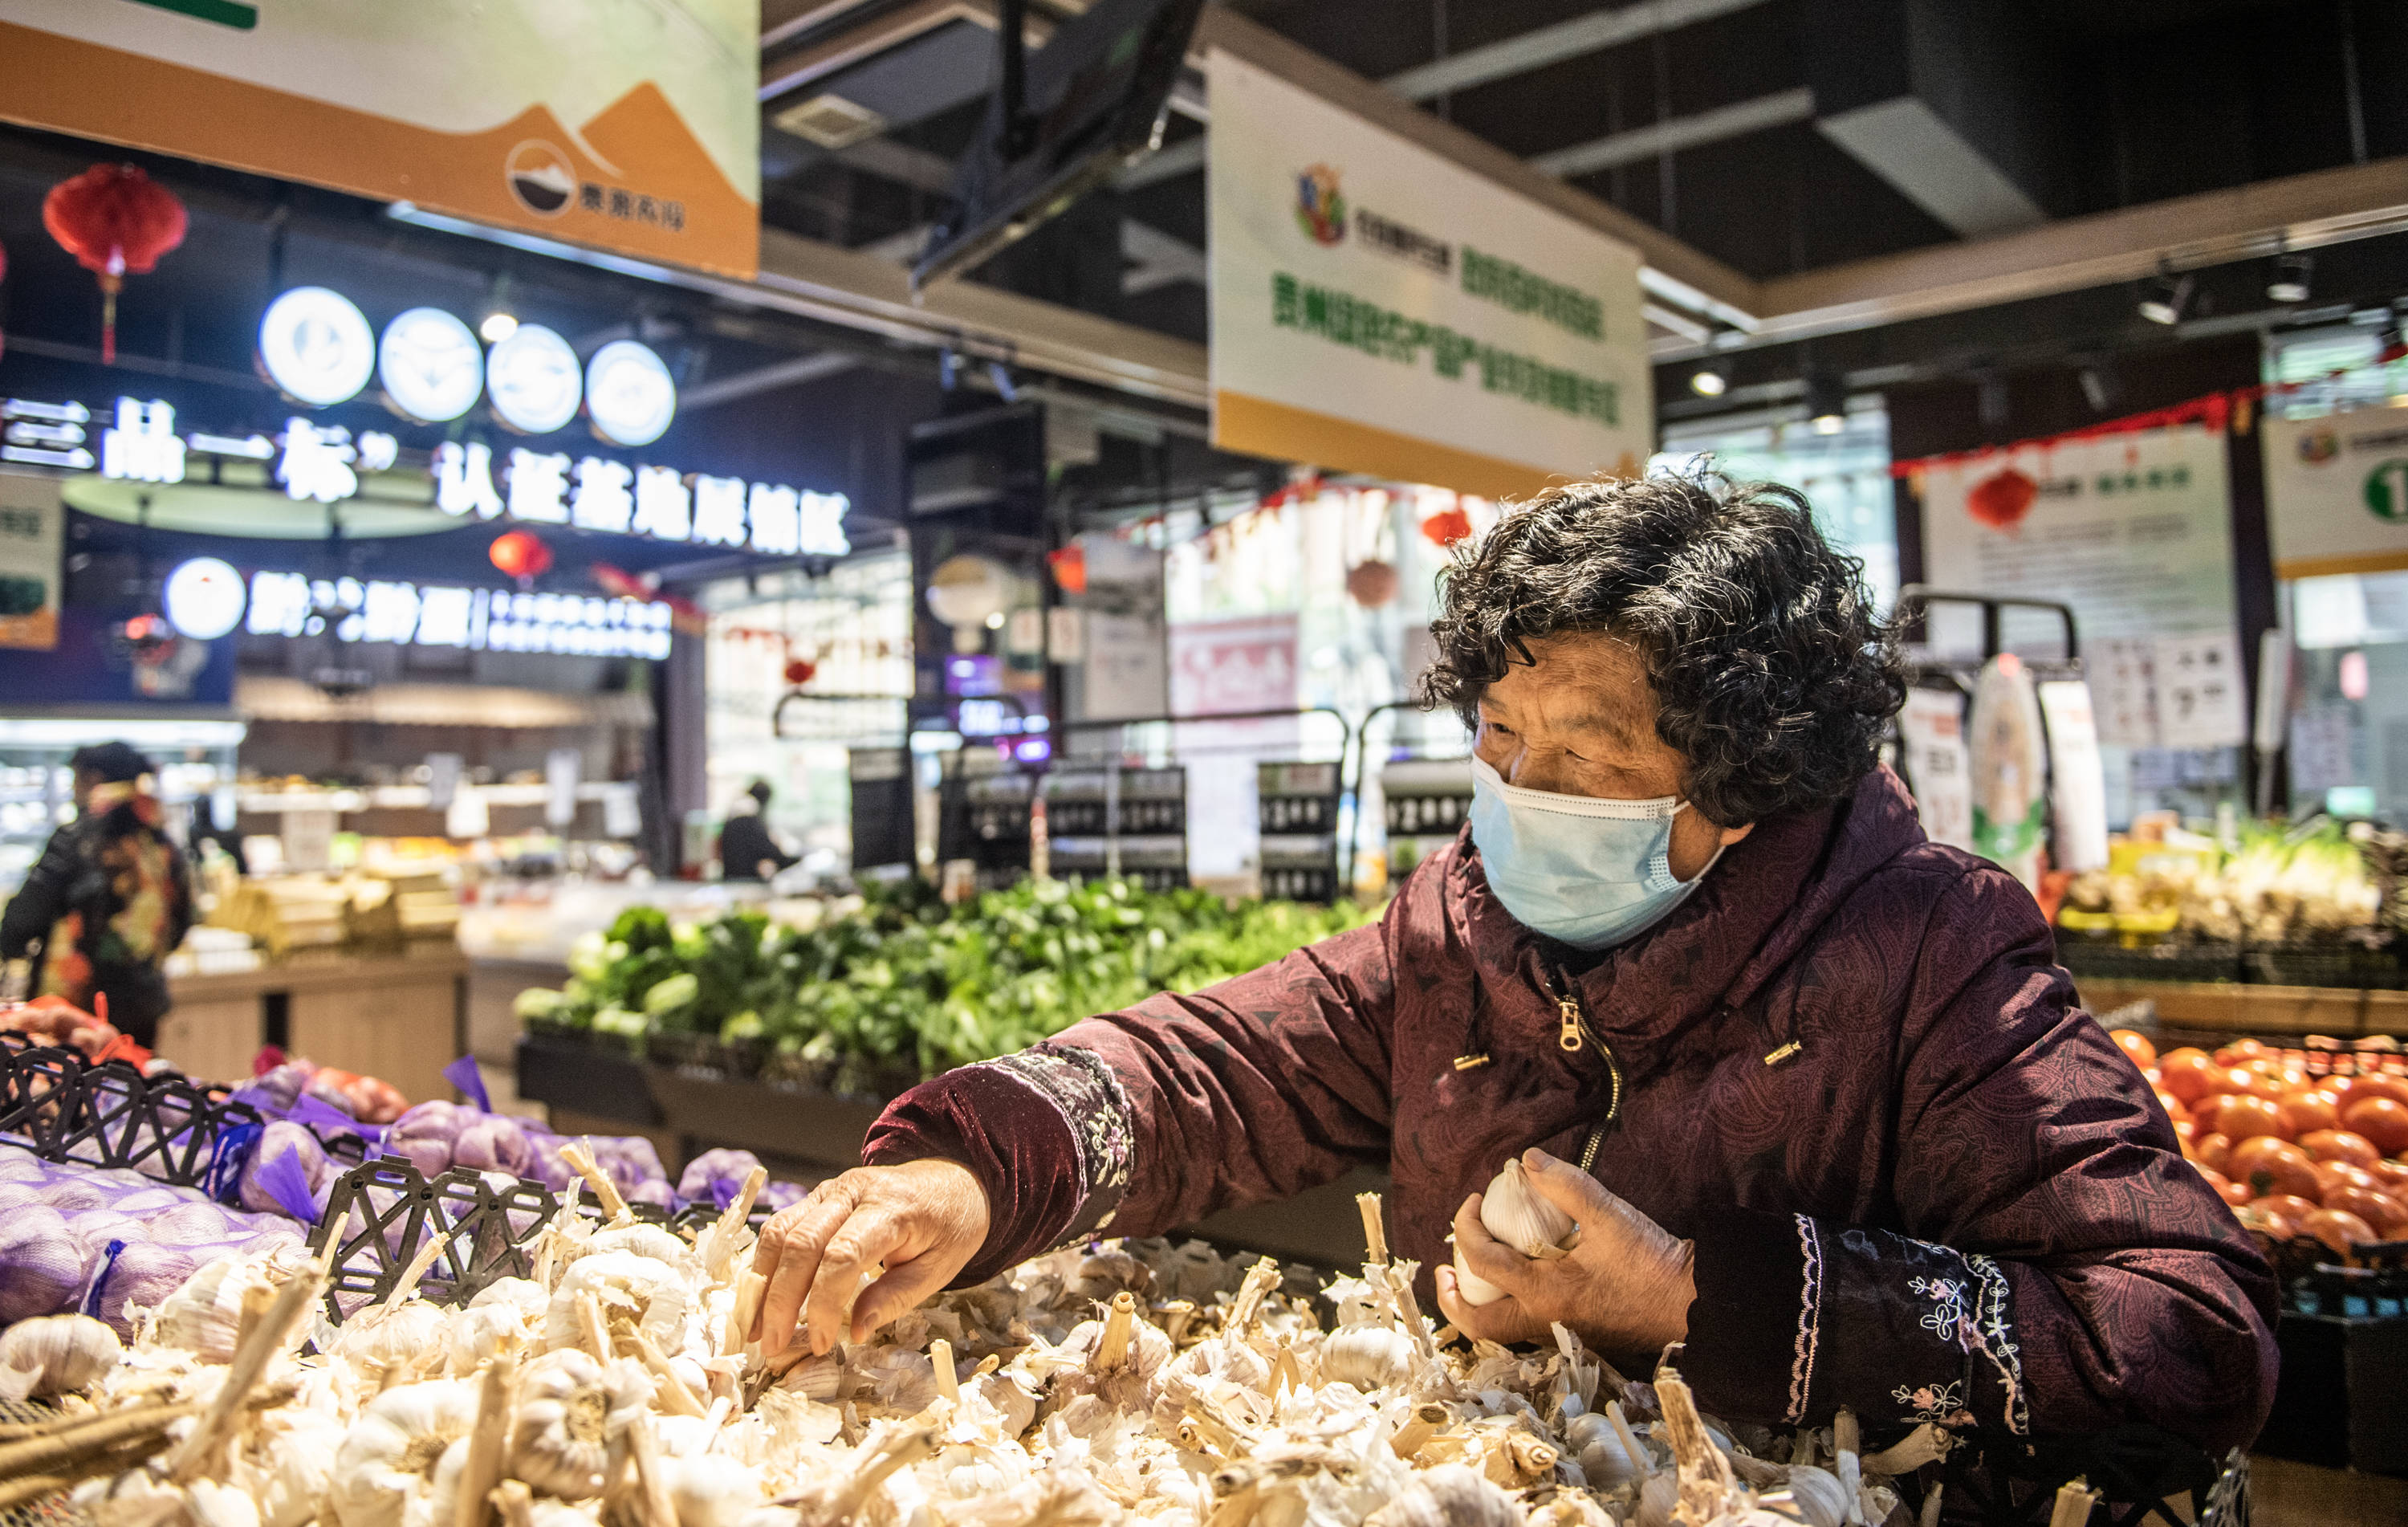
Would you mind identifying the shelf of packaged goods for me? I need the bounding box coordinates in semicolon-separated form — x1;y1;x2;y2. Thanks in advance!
2076;977;2408;1037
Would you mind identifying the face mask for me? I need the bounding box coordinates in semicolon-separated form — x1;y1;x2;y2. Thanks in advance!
1467;755;1720;951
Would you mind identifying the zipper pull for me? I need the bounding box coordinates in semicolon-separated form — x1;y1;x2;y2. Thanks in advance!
1558;996;1584;1053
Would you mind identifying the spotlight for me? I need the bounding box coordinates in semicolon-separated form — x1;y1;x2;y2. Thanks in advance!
2268;253;2312;304
478;311;519;343
1689;367;1727;397
1802;371;1847;434
2138;274;2192;326
2078;367;2117;413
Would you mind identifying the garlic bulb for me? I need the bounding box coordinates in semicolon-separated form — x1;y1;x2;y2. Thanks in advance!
332;1300;452;1386
0;1313;120;1399
1562;1411;1649;1488
329;1379;478;1527
543;1251;689;1354
1319;1325;1415;1391
1451;1158;1577;1307
257;1411;348;1527
1364;1464;1524;1527
1767;1466;1851;1527
580;1223;690;1266
156;1257;276;1364
1636;1469;1682;1527
665;1455;768;1527
448;1302;529;1375
0;1206;84;1323
468;1277;549;1321
510;1349;652;1501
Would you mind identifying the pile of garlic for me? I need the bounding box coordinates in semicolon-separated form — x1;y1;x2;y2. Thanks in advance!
4;1160;1968;1527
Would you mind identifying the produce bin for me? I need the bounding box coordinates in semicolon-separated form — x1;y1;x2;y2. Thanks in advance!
2256;1310;2408;1475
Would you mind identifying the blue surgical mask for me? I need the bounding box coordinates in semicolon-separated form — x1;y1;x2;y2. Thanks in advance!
1468;755;1720;951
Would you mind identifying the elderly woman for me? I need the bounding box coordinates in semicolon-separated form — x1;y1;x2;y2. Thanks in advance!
754;474;2276;1452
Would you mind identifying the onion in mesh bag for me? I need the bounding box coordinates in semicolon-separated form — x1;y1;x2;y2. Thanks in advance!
239;1120;329;1215
453;1114;532;1176
84;1241;197;1337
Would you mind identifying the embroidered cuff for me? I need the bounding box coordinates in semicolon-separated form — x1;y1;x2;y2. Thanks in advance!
863;1041;1135;1287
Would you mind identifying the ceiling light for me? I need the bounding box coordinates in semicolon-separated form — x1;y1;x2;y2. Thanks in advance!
2138;274;2192;326
479;311;519;344
1802;371;1847;434
2268;253;2312;304
1688;368;1727;397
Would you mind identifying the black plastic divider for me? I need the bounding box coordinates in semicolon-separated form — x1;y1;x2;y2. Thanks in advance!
0;1030;262;1191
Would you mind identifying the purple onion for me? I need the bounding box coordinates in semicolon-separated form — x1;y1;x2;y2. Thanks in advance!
0;1207;82;1321
85;1242;197;1336
453;1116;533;1177
238;1121;329;1216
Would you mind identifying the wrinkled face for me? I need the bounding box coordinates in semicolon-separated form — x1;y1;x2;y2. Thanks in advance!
1471;632;1753;881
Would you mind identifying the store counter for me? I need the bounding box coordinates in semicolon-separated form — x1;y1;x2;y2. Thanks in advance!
159;947;468;1107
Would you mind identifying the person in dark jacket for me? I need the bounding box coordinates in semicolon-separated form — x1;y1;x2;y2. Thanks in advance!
747;474;2278;1457
719;780;799;881
0;741;194;1048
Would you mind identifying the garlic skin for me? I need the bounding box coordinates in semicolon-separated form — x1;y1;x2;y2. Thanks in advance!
0;1313;120;1399
509;1349;651;1501
329;1379;478;1527
1364;1464;1523;1527
256;1411;347;1527
156;1259;276;1365
331;1301;452;1388
1767;1465;1852;1527
446;1303;528;1376
467;1277;549;1321
1451;1158;1578;1307
664;1455;767;1527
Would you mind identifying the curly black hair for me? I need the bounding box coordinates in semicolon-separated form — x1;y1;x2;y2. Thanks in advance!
1418;472;1904;826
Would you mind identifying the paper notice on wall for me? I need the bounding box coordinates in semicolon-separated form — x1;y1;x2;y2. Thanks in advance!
1081;613;1168;722
2151;631;2248;749
603;785;641;839
2036;680;2110;873
1917;426;2236;658
1896;686;1973;851
2085;637;2160;748
425;753;463;809
281;808;336;873
2288;707;2357;794
1046;606;1085;663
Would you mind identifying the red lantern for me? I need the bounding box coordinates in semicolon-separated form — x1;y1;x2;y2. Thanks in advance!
1346;560;1400;608
783;658;817;686
43;165;188;365
1046;543;1088;596
490;530;553;582
1966;467;2040;531
1420;507;1473;547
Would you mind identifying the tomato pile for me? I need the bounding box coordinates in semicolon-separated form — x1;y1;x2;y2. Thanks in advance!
2120;1028;2408;1260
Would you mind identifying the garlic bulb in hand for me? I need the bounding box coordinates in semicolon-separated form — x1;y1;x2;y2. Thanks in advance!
0;1313;119;1399
1451;1157;1577;1307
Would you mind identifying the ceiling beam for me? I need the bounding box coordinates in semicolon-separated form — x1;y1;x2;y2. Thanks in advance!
1116;134;1206;191
1677;152;2408;356
1529;88;1815;179
681;352;862;409
1382;0;1771;103
760;0;1047;101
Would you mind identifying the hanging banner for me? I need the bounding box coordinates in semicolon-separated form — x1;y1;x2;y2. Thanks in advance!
1206;49;1653;499
2263;402;2408;579
0;0;759;279
1918;427;2243;746
0;472;63;652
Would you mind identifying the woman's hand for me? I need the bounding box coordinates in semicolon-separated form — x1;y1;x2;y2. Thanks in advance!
1433;1148;1696;1366
750;1158;990;1355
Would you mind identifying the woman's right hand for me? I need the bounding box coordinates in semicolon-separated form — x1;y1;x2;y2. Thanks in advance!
749;1158;991;1355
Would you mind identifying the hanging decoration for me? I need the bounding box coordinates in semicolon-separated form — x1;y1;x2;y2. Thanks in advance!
1044;543;1088;596
43;165;189;364
1965;467;2040;531
1346;559;1400;608
488;528;553;582
1419;505;1473;547
783;657;818;686
591;560;707;635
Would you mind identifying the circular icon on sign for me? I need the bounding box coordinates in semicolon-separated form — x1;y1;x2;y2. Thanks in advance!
378;307;485;423
258;286;376;406
486;323;583;434
585;340;677;447
2366;458;2408;523
163;557;246;641
504;140;577;218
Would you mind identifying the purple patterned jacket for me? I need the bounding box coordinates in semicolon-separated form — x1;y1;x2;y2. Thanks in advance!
866;767;2278;1452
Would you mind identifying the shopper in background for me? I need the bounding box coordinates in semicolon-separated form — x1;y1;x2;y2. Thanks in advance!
750;474;2276;1458
0;741;194;1049
719;779;799;881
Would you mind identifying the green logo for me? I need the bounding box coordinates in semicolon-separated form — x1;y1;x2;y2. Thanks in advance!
2367;459;2408;522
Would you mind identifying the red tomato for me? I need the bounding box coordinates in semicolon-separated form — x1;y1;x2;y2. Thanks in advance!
2280;1090;2343;1138
2372;1159;2408;1193
2300;1207;2379;1258
2313;1160;2382;1199
2327;1186;2408;1239
2257;1193;2326;1228
2197;1168;2252;1207
2158;1049;2221;1106
2212;1094;2288;1143
2337;1074;2408;1110
2153;1087;2193;1126
2235;1203;2295;1241
2217;1039;2272;1066
2113;1029;2159;1069
2231;1139;2321;1201
2174;1118;2199;1148
2299;1130;2382;1168
2193;1133;2232;1173
2345;1097;2408;1154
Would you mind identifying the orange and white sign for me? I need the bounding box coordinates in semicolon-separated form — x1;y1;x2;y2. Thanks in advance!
0;0;759;279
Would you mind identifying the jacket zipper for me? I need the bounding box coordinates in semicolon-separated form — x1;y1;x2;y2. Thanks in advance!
1546;967;1621;1173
